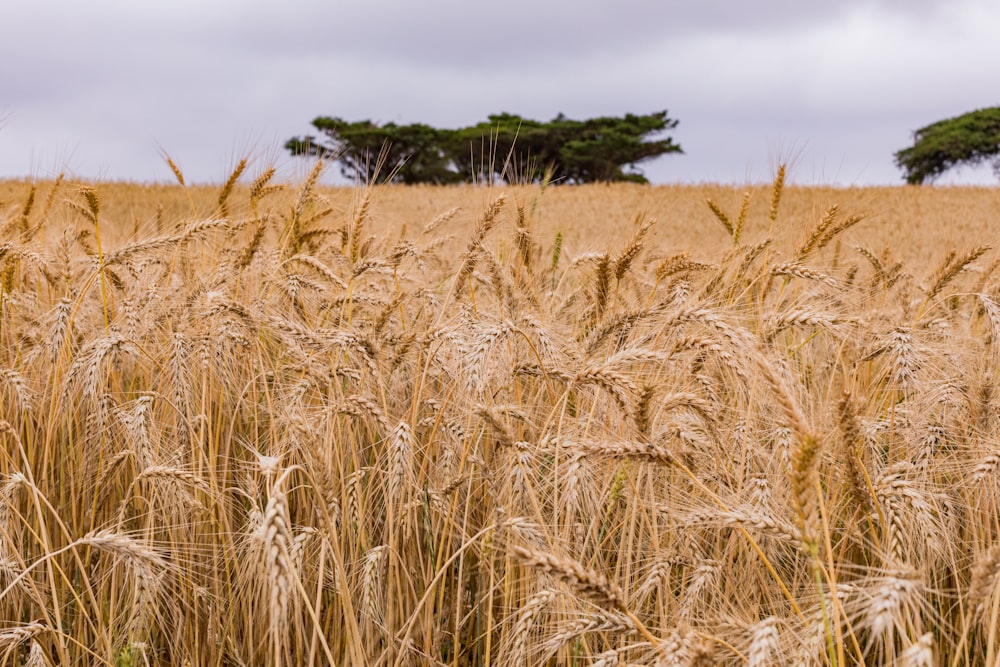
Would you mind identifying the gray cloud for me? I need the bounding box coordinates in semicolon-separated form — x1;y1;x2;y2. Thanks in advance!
219;0;948;64
1;0;998;185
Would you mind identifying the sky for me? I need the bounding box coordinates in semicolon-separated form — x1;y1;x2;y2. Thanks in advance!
2;0;999;187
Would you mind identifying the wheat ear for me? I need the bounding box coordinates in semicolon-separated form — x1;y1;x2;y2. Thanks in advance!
506;588;556;667
510;544;661;648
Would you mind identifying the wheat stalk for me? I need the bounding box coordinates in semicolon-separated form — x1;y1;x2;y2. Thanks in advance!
567;440;677;466
24;639;48;667
361;544;388;628
768;164;785;223
770;262;842;288
862;567;924;642
837;393;875;517
747;616;780;667
613;214;655;281
509;544;655;642
217;157;248;219
0;621;46;652
926;245;990;299
538;611;638;659
899;632;935;667
506;588;555;667
705;198;733;237
251;467;298;665
970;544;1000;606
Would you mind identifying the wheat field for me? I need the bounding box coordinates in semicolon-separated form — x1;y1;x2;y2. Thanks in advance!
2;163;1000;666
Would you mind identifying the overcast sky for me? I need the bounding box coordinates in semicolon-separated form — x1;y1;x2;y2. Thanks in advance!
2;0;999;186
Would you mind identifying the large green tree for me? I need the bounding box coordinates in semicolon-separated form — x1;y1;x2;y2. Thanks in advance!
894;107;1000;184
285;111;682;184
285;118;462;185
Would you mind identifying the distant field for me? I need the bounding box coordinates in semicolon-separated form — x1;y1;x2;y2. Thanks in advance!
2;169;1000;665
3;177;998;261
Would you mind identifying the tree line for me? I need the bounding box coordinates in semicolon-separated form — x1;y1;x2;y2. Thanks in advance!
285;111;682;185
286;105;1000;186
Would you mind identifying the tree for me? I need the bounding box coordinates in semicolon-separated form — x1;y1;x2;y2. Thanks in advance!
560;112;682;183
447;113;558;184
285;111;682;184
894;107;1000;184
285;118;462;185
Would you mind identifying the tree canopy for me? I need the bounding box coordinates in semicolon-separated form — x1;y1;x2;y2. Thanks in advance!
285;111;682;185
894;107;1000;185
